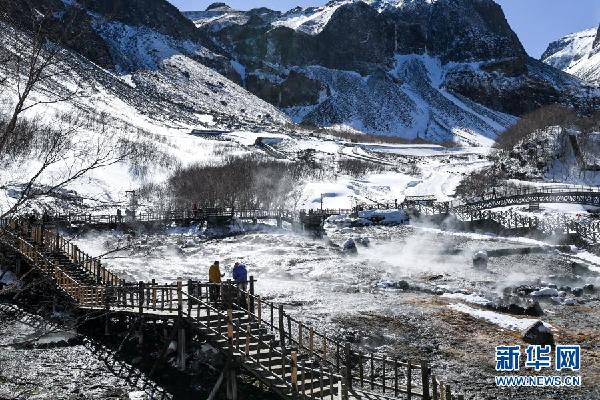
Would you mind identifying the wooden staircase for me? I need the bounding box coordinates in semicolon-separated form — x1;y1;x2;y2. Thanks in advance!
0;218;465;400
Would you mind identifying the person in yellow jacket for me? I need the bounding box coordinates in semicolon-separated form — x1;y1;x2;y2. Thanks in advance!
209;261;224;302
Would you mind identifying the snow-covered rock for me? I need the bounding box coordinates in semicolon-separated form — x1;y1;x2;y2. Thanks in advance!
522;321;554;346
188;0;599;143
531;287;560;297
542;25;600;85
0;269;18;285
342;238;358;255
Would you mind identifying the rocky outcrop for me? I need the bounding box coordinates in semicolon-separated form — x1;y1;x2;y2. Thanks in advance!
190;0;600;142
0;0;114;68
542;24;600;85
246;71;326;108
522;321;554;346
78;0;200;41
593;24;600;50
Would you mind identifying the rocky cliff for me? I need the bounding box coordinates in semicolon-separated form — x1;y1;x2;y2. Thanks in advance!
542;24;600;85
187;0;599;143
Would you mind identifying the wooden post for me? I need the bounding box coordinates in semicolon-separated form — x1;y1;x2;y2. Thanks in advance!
151;279;157;310
340;367;349;400
249;275;255;312
345;342;352;390
177;278;183;316
138;281;144;315
291;351;298;390
432;377;438;400
178;324;186;371
187;279;193;316
421;360;431;400
309;328;314;356
278;304;285;347
257;296;262;324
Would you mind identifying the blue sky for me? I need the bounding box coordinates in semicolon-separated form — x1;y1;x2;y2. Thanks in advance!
170;0;600;58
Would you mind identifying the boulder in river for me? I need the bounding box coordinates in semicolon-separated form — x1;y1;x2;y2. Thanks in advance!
584;284;595;293
531;287;559;297
572;287;584;297
526;301;544;317
523;321;554;346
472;250;488;269
393;280;410;290
342;238;358;255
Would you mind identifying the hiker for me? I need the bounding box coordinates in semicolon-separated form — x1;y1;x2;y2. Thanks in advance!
208;261;224;303
232;262;248;307
492;188;496;198
192;203;198;218
232;262;248;291
116;209;122;223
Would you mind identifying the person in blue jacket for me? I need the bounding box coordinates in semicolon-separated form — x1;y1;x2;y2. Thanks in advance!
232;262;248;290
232;262;248;307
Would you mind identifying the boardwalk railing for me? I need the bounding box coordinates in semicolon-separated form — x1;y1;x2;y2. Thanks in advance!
0;219;465;400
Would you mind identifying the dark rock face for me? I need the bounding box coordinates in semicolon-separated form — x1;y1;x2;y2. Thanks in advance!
246;71;326;107
206;3;231;12
78;0;200;41
191;0;599;136
204;0;525;72
0;0;214;72
593;24;600;50
391;0;526;63
0;0;114;69
49;7;115;69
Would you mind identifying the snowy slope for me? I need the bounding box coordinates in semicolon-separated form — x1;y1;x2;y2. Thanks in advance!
542;26;600;85
0;21;287;214
283;55;514;146
272;3;346;35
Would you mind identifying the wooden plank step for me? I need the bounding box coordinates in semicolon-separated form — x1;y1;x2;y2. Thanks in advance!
297;384;335;398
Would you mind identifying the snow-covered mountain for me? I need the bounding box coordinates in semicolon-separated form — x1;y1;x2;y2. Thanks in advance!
542;25;600;85
187;0;600;144
0;0;290;131
2;0;599;146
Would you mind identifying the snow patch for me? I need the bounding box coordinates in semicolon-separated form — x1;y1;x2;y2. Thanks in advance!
449;303;544;331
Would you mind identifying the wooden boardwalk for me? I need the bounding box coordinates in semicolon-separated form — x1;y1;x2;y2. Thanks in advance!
0;219;463;400
407;187;600;244
42;186;600;246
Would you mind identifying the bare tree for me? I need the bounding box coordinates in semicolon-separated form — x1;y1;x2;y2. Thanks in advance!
0;11;129;219
1;14;87;151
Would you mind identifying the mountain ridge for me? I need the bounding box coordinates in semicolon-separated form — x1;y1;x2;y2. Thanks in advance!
2;0;599;145
542;24;600;85
186;0;599;143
